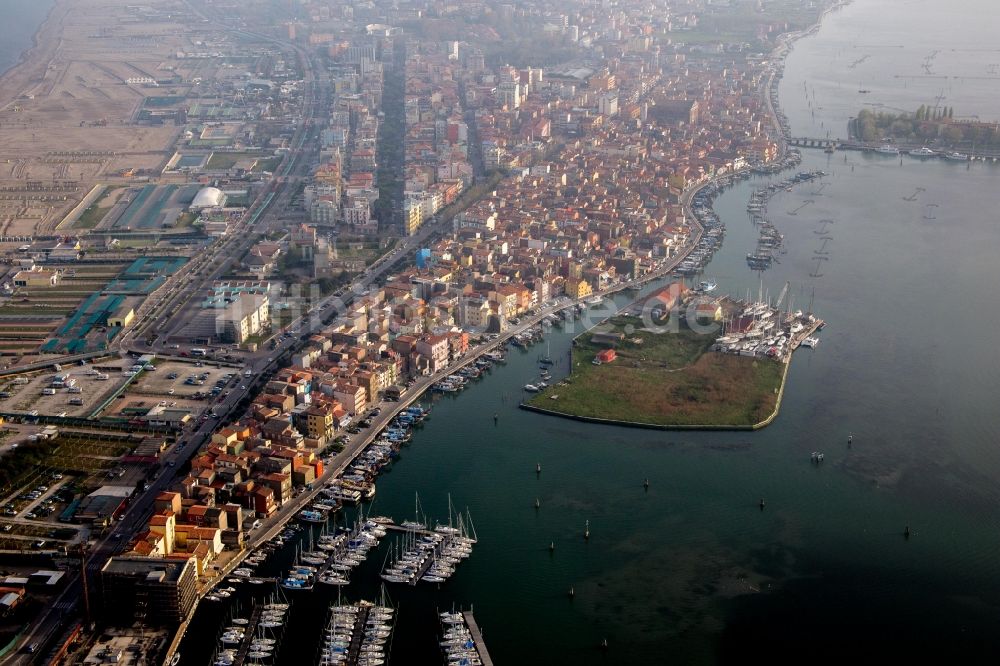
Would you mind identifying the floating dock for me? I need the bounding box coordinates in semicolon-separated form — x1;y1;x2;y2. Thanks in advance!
344;605;371;666
230;605;263;666
461;611;494;666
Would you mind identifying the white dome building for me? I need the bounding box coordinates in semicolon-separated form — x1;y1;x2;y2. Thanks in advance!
190;186;226;210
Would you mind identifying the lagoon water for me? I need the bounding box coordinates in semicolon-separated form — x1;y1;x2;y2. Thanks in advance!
172;0;1000;663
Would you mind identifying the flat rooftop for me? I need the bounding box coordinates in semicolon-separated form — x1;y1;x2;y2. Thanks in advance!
101;556;192;582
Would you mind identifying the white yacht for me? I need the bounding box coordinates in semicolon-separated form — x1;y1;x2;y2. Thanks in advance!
801;336;820;348
909;146;936;157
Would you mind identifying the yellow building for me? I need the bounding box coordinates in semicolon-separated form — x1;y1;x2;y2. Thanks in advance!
566;277;593;300
108;307;135;328
403;200;424;236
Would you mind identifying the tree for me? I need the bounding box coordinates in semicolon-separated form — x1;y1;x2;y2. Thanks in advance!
916;104;926;121
942;126;964;144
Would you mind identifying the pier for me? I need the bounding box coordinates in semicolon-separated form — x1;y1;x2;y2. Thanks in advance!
343;605;371;666
230;605;263;666
789;318;825;350
461;611;494;666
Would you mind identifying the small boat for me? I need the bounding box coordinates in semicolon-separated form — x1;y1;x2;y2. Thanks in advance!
523;384;540;392
697;279;718;292
909;146;936;157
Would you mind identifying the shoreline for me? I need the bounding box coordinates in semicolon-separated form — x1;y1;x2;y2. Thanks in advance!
0;1;56;76
516;3;849;433
0;0;64;110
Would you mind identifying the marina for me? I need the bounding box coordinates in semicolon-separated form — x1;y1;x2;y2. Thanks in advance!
211;600;288;666
744;170;827;272
317;597;395;666
440;610;493;666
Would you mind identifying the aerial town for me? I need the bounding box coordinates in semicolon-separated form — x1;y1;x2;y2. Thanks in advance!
0;0;838;663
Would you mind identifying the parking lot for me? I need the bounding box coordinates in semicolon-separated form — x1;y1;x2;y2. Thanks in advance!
121;361;243;408
0;364;130;417
127;360;239;402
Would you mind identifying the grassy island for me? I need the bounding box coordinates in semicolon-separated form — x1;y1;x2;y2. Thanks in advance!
525;315;786;429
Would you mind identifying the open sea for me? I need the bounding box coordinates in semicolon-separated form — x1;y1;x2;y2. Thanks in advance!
167;0;1000;663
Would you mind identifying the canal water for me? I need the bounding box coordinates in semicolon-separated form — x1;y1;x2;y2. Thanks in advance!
179;0;1000;663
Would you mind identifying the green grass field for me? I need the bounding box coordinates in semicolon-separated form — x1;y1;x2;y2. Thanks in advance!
529;316;785;427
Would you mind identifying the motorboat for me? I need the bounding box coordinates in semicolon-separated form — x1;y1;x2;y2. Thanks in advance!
874;144;899;155
801;336;820;348
909;146;936;157
697;279;718;292
944;151;968;161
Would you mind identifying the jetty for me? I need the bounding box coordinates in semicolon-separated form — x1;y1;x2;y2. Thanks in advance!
343;605;371;666
440;609;493;666
462;611;494;666
230;605;263;666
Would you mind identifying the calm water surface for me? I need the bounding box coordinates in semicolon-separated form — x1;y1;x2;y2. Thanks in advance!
0;0;54;76
180;1;1000;663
